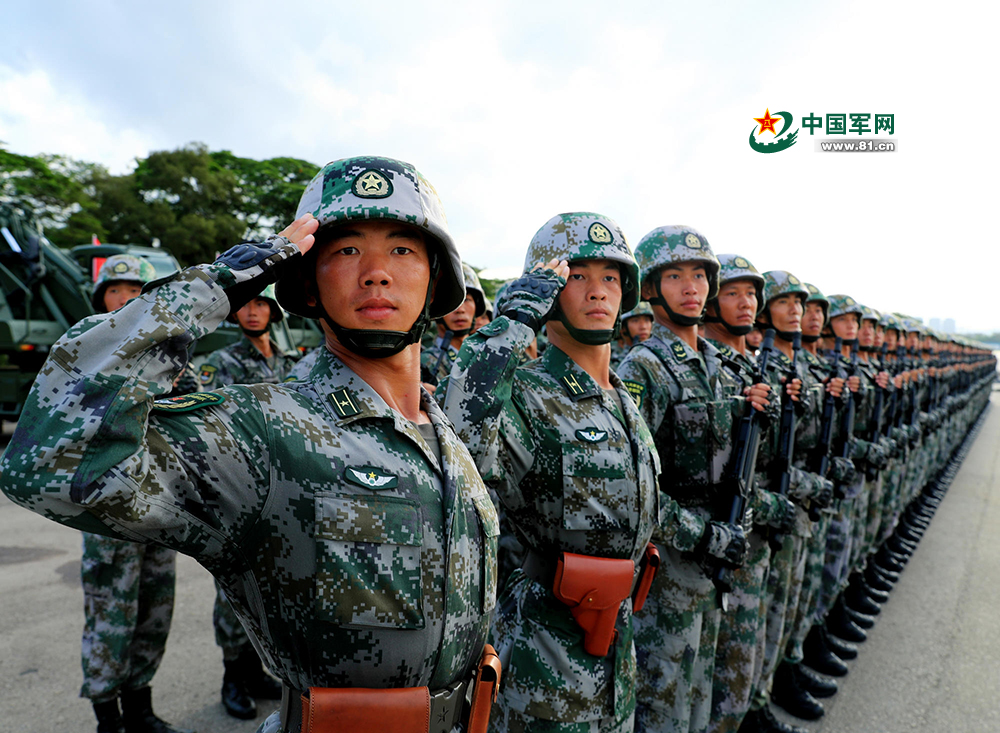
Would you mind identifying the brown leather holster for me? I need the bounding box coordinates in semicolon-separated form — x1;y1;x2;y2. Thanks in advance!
631;542;660;613
296;644;501;733
552;552;635;657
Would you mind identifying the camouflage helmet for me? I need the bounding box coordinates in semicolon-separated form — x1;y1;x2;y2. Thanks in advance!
880;312;902;333
827;294;864;320
482;296;494;320
861;305;880;322
714;254;765;315
228;283;283;325
276;156;464;321
634;225;720;299
621;301;654;324
522;212;640;313
461;262;486;318
92;254;156;311
804;282;830;325
761;270;809;306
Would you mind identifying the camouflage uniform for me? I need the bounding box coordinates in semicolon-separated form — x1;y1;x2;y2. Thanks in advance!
1;156;499;733
422;263;486;388
199;337;298;391
442;213;659;732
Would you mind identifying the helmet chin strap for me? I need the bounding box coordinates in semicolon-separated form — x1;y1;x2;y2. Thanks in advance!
553;302;619;345
703;308;752;336
801;334;821;344
648;278;701;327
317;255;440;359
757;314;799;343
241;326;269;338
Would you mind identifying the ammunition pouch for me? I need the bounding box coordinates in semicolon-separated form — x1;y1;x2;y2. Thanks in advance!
552;552;635;657
631;543;660;613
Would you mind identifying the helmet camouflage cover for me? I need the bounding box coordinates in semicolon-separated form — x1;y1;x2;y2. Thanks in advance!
228;282;284;324
761;270;809;306
522;212;640;313
714;253;766;315
276;156;464;320
634;225;720;299
461;262;486;318
622;300;654;323
827;294;864;320
92;254;157;311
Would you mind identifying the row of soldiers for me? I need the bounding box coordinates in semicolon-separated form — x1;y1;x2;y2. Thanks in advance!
1;157;994;733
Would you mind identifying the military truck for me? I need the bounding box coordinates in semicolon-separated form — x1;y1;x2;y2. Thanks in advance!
1;207;321;422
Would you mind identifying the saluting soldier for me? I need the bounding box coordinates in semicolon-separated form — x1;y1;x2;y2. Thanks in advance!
441;212;659;733
0;156;502;733
420;263;486;390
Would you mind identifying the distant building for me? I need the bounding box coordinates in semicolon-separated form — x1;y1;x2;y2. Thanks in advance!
943;318;955;334
930;318;941;330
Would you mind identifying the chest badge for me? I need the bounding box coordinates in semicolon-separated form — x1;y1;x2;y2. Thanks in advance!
199;364;217;386
345;466;399;490
576;428;609;443
671;341;688;362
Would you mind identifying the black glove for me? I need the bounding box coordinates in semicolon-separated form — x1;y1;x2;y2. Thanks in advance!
495;269;565;333
699;521;748;570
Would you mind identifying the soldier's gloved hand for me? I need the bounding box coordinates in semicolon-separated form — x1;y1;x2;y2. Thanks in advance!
767;495;797;534
830;456;857;485
890;426;907;448
865;440;889;469
810;476;835;509
877;436;895;464
699;521;748;569
850;437;872;462
496;266;567;333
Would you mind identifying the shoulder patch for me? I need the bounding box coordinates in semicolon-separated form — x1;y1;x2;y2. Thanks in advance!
199;365;217;386
561;374;586;396
329;388;361;418
576;428;609;443
671;341;688;362
344;466;398;490
152;392;225;412
622;379;645;408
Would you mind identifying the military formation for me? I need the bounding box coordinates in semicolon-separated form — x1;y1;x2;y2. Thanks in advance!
0;156;994;733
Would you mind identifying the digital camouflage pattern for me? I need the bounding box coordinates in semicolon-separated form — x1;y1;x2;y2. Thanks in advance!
421;341;461;387
80;534;176;702
760;270;809;306
199;336;299;389
0;239;499;732
461;262;487;317
617;323;743;733
713;254;765;315
441;298;659;728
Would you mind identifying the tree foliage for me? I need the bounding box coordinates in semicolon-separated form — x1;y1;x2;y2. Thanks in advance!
0;142;320;267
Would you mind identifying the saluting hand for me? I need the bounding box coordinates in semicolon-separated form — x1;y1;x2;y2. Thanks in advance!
279;213;320;256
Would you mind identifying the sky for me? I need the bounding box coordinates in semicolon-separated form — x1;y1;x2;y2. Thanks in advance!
2;0;998;332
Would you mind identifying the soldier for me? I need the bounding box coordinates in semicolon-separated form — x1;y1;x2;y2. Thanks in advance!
0;156;502;733
700;255;797;733
78;255;193;733
613;301;655;367
475;296;494;332
198;283;294;719
199;284;298;390
441;212;659;732
617;227;770;733
421;263;486;389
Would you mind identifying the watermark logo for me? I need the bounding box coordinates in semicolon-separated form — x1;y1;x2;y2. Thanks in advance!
749;108;799;154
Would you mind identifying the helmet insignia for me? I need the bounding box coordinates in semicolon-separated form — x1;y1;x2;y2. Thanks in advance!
788;275;800;285
113;262;129;274
352;170;393;199
588;222;613;244
685;233;702;249
734;257;749;268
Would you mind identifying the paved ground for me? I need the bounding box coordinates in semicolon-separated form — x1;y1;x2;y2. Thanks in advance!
1;391;999;732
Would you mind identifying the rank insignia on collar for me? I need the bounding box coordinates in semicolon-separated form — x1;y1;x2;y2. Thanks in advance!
352;169;393;199
561;374;585;396
344;466;398;490
576;428;609;443
152;392;225;412
329;388;361;418
718;345;734;358
671;341;688;361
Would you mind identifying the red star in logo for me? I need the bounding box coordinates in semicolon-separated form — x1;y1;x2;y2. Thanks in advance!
754;108;780;136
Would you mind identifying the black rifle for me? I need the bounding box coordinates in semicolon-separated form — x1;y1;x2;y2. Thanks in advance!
834;340;860;494
712;329;777;610
814;336;843;483
865;342;890;480
771;333;802;531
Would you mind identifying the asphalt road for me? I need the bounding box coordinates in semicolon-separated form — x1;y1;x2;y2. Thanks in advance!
1;392;999;732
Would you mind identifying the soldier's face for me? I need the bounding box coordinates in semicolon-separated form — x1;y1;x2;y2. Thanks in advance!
885;329;899;349
626;315;653;342
715;279;757;329
874;325;885;348
102;281;143;312
309;221;431;333
441;294;476;333
236;297;272;332
767;294;803;333
859;319;876;347
645;262;709;323
556;260;622;334
802;302;826;338
830;313;860;341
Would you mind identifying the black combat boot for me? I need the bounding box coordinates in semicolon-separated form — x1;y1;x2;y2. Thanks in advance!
826;597;867;643
794;664;838;698
770;662;825;720
738;704;810;733
221;659;257;720
845;579;883;616
844;603;876;629
802;625;848;677
93;698;125;733
237;644;282;700
822;627;858;660
864;563;895;592
120;687;195;733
